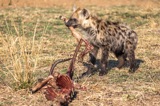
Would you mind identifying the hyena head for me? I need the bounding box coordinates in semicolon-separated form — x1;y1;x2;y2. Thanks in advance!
66;8;91;29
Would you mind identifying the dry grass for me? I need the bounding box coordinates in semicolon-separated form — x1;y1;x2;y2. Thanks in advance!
0;1;160;106
0;18;44;89
0;0;160;9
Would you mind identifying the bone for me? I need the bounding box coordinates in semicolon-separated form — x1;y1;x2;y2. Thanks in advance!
31;75;53;93
58;15;93;61
49;58;72;75
59;15;82;42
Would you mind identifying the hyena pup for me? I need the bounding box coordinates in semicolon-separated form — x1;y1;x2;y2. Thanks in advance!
66;8;138;76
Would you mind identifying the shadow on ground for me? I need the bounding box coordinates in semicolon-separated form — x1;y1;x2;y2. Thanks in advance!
80;59;144;78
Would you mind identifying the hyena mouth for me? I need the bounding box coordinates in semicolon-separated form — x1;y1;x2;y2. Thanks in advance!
73;25;78;28
65;23;78;28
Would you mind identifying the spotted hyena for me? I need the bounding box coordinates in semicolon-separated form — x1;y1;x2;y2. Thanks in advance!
66;8;138;76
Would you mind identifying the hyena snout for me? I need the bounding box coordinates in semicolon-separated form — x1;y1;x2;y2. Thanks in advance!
66;18;78;28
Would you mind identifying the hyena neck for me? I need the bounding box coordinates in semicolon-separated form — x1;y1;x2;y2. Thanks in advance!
80;15;101;37
89;15;102;30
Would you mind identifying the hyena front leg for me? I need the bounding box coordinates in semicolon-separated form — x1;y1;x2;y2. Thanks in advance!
89;46;99;65
126;44;136;73
86;46;99;75
128;50;136;73
99;47;109;76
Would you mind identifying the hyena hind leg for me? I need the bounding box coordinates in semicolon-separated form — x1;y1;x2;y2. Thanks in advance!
115;52;127;69
117;54;127;69
99;47;109;76
127;50;136;73
89;46;99;65
83;46;99;75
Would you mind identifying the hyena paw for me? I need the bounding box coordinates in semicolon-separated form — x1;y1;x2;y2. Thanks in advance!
99;71;107;76
82;69;92;76
113;67;120;71
129;68;135;73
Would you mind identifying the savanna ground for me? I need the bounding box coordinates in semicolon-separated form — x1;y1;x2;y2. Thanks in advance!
0;0;160;106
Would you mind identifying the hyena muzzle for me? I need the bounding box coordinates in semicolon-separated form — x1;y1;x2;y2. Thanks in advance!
66;8;138;76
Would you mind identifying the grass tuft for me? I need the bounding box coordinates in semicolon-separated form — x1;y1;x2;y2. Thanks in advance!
0;20;43;90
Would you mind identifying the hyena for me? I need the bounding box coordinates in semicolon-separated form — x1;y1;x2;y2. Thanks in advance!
66;8;138;76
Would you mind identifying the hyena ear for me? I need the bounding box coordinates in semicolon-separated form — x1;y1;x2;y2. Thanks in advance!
72;4;77;12
81;8;90;19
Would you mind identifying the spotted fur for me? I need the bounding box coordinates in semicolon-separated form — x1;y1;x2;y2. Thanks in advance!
66;8;138;75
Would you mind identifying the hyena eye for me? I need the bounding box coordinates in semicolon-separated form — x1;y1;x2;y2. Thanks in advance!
72;18;77;22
